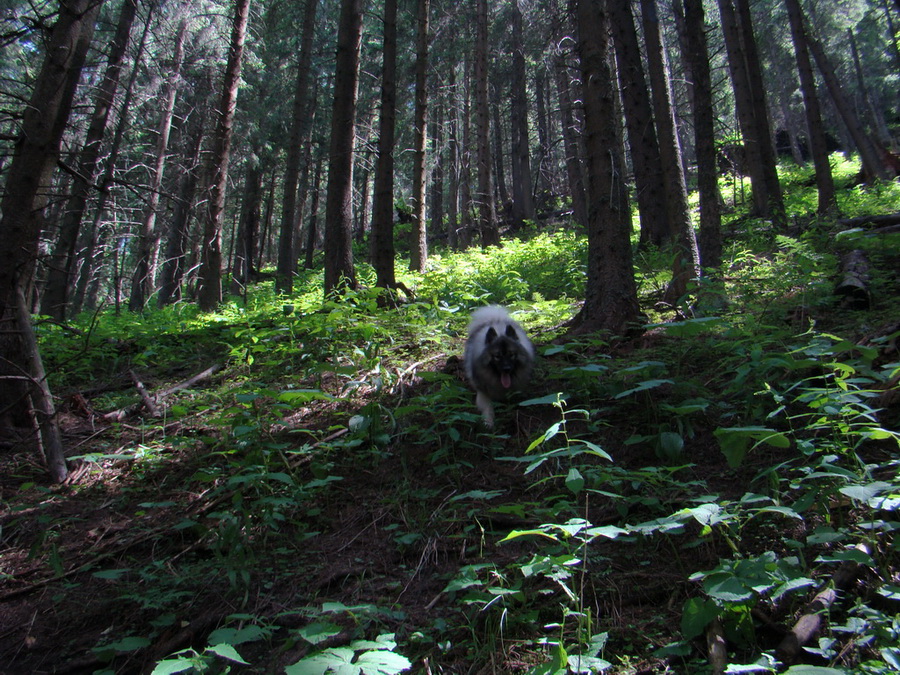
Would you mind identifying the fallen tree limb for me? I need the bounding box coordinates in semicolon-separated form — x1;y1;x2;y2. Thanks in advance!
834;249;871;309
129;370;160;416
838;212;900;229
155;363;221;400
776;543;870;664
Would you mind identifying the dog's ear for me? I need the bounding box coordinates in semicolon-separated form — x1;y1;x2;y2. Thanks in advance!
485;327;498;343
505;324;519;340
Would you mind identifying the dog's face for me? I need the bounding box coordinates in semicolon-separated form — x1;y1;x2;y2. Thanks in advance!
483;325;527;390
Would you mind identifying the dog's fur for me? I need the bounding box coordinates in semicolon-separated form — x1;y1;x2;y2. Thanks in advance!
463;306;535;426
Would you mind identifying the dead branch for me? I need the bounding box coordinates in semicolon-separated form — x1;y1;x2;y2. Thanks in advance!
129;369;160;416
776;543;870;664
834;249;871;309
706;617;727;675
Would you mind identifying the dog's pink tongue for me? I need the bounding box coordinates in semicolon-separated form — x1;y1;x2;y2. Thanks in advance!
501;373;512;389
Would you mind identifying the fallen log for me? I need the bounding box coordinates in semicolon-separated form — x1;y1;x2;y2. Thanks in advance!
776;543;870;664
103;363;220;421
838;212;900;229
834;249;871;309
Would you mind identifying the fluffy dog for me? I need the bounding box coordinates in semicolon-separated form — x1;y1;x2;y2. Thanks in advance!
463;305;535;427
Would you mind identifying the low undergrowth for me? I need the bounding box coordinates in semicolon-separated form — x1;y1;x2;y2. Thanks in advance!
2;160;900;674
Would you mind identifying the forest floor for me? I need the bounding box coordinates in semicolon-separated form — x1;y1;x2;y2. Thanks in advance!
0;324;782;675
1;222;899;674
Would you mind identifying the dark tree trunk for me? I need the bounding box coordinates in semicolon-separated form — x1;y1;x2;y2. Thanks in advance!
785;0;837;214
429;95;444;238
446;69;461;249
158;106;206;307
806;26;898;181
370;0;398;291
509;0;535;229
72;5;153;317
474;0;499;247
640;0;699;305
677;0;723;273
42;0;138;321
197;0;251;311
717;0;785;225
324;0;364;294
491;100;510;209
608;0;671;247
229;159;262;296
554;49;588;229
534;66;553;200
572;0;641;336
129;16;188;312
0;0;102;482
409;0;430;272
305;157;323;269
276;0;318;295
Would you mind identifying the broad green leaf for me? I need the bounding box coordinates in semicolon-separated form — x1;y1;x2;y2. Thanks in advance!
783;666;849;674
681;597;719;640
297;621;342;645
566;468;584;496
150;660;196;675
614;379;674;399
206;643;249;664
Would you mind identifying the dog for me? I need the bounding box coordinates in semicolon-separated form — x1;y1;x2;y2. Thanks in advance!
463;305;535;427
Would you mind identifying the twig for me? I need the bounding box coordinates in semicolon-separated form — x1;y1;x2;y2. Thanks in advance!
776;543;870;664
129;369;160;417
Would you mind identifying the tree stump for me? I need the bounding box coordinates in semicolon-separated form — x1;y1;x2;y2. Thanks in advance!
834;249;871;309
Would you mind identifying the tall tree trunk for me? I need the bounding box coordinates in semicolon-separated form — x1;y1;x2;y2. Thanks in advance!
229;158;262;296
784;0;837;215
305;157;323;269
276;0;318;295
491;99;510;210
370;0;398;291
324;0;364;294
717;0;785;224
509;0;535;229
72;5;153;316
554;49;588;229
534;65;553;202
446;69;461;249
129;15;188;312
197;0;251;312
572;0;641;336
474;0;499;247
429;94;444;239
42;0;138;320
0;0;102;482
677;0;722;273
735;0;785;226
158;105;206;307
608;0;671;247
409;0;430;272
640;0;699;305
805;27;898;181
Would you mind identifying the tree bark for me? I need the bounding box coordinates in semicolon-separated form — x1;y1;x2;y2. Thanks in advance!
474;0;499;247
323;0;365;294
0;0;102;481
677;0;723;273
158;101;207;307
717;0;784;224
129;15;188;312
509;0;535;230
608;0;670;248
409;0;430;272
554;49;588;229
276;0;318;295
229;158;262;296
197;0;251;312
42;0;138;321
640;0;699;305
784;0;837;215
370;0;398;291
572;0;642;336
805;26;899;182
72;4;153;316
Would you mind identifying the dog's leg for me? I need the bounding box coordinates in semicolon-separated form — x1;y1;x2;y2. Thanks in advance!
475;391;495;427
